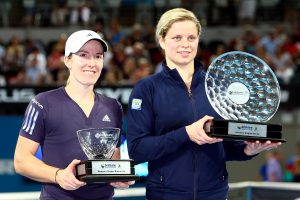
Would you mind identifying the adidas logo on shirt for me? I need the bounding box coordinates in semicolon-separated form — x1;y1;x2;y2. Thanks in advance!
102;114;111;122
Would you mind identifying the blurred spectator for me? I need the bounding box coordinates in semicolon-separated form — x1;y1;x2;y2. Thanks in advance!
24;46;47;85
46;33;67;59
266;151;283;182
0;72;6;86
93;17;106;36
134;57;153;82
274;24;288;44
106;18;127;47
270;44;296;84
257;31;282;56
119;56;137;85
0;38;5;71
55;68;69;86
113;43;126;68
254;46;273;70
123;35;135;56
22;0;36;26
54;33;67;53
4;36;25;73
69;1;80;26
209;43;227;63
50;1;68;26
283;0;300;27
259;151;283;182
132;42;150;60
23;37;46;56
80;0;91;27
47;44;64;81
8;69;27;85
212;0;238;26
197;42;212;69
192;0;209;26
240;28;260;54
131;23;144;43
286;142;300;182
103;43;113;71
0;1;11;27
293;54;300;83
238;0;257;25
102;60;123;86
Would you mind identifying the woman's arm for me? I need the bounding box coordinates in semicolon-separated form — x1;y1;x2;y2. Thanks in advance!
14;135;86;190
14;135;58;183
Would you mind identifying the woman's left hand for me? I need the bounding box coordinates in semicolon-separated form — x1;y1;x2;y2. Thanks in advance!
110;181;135;189
244;140;282;156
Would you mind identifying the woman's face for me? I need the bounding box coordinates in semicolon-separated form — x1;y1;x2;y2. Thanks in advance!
65;40;104;86
159;20;199;68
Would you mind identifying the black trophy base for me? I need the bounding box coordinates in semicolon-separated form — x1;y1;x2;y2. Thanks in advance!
205;119;286;143
75;159;139;183
79;174;140;183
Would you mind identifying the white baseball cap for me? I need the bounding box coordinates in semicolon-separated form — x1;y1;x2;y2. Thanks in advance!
64;30;108;56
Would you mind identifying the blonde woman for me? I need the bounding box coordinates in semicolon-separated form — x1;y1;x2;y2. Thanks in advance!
127;8;280;200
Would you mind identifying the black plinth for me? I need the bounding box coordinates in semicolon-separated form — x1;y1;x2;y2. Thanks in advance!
75;159;139;183
205;119;286;142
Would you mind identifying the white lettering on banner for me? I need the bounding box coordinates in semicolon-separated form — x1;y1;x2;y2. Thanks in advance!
0;88;132;104
0;88;291;105
0;89;35;103
0;159;15;175
95;88;132;105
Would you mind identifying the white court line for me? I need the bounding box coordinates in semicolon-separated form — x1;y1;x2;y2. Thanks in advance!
0;187;146;200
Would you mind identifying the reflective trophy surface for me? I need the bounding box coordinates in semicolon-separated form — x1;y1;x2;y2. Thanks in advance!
204;51;285;142
75;128;139;183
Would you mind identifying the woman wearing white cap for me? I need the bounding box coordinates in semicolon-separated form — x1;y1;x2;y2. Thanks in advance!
14;30;134;199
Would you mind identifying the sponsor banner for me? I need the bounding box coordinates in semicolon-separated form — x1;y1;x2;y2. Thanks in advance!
0;87;133;114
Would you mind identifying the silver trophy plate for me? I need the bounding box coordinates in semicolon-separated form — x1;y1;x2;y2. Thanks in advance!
205;51;280;122
204;51;285;142
75;128;139;182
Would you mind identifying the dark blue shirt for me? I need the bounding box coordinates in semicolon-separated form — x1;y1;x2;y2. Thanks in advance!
20;87;122;200
127;60;254;200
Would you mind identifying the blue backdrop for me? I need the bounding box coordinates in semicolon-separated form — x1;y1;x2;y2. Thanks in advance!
0;116;42;192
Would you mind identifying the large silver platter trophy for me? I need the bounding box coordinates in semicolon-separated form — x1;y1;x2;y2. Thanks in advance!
75;128;139;183
205;51;285;142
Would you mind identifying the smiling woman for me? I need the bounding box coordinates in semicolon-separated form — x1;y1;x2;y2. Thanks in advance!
13;30;134;200
126;8;281;200
65;39;104;87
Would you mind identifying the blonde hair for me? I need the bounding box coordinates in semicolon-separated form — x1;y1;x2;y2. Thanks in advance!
155;8;201;44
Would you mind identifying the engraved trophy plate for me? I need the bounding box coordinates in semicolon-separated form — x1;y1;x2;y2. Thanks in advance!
204;51;285;142
75;128;139;183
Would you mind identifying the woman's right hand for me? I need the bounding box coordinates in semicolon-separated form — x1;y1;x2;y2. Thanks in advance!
185;115;223;145
55;159;86;190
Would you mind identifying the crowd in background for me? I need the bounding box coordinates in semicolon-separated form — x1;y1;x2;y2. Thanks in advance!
0;0;299;28
1;21;300;87
258;142;300;183
0;0;299;88
0;0;300;87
